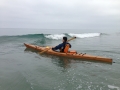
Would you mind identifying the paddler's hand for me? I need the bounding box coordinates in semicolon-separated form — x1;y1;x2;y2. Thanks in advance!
46;46;50;49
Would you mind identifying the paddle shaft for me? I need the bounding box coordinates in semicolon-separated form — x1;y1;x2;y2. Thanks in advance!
67;37;76;42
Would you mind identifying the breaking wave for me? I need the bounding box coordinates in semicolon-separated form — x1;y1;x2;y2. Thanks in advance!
0;33;106;40
44;33;101;39
45;34;65;40
68;33;101;38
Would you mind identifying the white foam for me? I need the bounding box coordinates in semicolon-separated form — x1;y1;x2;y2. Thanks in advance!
76;85;82;89
45;34;65;40
68;33;101;38
108;85;120;90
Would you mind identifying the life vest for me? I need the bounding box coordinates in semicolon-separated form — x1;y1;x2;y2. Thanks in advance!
63;44;77;54
63;44;70;53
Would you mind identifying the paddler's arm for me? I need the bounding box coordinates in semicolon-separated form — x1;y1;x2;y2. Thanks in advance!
52;43;64;51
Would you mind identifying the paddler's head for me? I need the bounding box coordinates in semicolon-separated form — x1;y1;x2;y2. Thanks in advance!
63;37;67;42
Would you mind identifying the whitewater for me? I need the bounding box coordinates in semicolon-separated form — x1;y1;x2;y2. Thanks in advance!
44;33;101;39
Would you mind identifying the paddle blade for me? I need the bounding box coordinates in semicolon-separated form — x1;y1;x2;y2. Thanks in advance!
39;47;51;54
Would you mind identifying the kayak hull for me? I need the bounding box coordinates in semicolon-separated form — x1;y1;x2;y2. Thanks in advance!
24;43;112;63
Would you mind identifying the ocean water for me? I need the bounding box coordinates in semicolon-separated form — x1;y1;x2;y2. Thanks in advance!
0;28;120;90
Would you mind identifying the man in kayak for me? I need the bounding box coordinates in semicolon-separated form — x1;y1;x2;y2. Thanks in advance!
52;37;71;52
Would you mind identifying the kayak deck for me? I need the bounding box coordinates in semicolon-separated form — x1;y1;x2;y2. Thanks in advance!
24;43;112;63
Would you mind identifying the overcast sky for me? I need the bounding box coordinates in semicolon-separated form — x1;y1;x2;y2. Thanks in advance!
0;0;120;30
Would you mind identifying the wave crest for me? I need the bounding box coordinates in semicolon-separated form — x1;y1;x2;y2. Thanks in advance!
68;33;101;38
45;34;65;40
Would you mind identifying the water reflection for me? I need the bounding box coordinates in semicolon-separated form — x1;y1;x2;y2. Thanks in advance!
24;48;72;69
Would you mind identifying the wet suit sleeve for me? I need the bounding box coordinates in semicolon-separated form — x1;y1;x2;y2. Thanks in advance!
52;43;64;51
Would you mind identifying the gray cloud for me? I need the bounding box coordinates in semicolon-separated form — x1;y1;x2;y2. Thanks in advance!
0;0;120;30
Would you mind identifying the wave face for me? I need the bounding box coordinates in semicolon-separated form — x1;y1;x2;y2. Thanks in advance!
68;33;101;38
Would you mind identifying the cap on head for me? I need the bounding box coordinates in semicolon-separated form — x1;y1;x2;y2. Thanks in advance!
63;37;67;42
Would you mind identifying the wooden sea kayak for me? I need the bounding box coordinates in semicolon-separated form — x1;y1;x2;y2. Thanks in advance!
24;43;112;63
